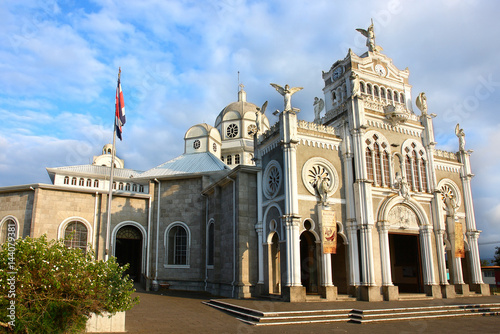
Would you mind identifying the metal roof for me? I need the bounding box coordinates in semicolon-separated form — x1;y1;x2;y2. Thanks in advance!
138;152;229;178
46;165;143;179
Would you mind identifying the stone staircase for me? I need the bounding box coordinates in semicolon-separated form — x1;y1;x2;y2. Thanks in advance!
350;303;500;323
202;299;352;325
203;299;500;326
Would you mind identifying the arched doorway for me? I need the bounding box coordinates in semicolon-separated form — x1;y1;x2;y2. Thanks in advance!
268;232;281;294
115;225;143;282
389;233;423;293
331;238;348;294
300;231;318;294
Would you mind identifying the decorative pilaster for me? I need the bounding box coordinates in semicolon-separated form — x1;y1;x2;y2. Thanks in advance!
346;220;360;287
359;224;375;286
434;229;448;285
377;221;393;286
419;225;436;285
283;215;302;287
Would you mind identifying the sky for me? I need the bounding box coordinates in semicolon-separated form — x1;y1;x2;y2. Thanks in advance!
0;0;499;260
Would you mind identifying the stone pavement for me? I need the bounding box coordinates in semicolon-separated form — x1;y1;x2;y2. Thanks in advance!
124;287;500;334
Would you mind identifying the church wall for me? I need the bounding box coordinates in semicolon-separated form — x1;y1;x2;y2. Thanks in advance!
0;190;34;239
32;188;97;241
236;170;258;297
154;177;206;289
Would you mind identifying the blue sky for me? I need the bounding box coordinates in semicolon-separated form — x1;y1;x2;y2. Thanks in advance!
0;0;499;259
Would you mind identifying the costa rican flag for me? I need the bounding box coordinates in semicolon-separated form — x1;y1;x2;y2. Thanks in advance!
115;69;126;140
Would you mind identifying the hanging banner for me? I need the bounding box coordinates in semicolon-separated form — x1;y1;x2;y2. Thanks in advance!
455;222;465;258
321;209;337;254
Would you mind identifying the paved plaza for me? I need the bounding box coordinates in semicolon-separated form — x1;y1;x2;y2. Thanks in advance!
124;287;500;333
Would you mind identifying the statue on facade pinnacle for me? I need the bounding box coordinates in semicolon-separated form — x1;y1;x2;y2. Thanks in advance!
270;83;303;112
455;124;466;151
255;101;268;133
416;92;428;115
356;19;383;53
350;72;360;97
313;97;324;124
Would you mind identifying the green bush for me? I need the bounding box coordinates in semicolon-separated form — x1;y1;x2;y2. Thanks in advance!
0;235;138;333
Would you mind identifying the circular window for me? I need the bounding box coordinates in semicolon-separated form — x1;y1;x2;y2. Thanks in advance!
247;124;257;136
302;157;339;197
213;143;217;152
226;123;239;138
438;180;461;209
193;140;201;149
263;160;282;199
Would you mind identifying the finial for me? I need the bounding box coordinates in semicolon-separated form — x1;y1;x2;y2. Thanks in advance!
118;67;121;80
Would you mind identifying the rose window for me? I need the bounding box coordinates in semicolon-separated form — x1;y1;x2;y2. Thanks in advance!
263;160;282;199
307;165;331;189
226;124;239;138
247;124;258;136
193;140;201;149
213;143;217;152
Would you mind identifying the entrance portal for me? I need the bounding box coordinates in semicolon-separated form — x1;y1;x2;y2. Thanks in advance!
115;225;143;282
331;240;348;294
268;232;281;294
300;231;318;293
389;233;423;293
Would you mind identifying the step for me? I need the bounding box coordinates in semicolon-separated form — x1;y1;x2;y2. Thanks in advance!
203;299;351;326
349;303;500;323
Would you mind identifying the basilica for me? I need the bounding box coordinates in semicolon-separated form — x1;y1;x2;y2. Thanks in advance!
0;24;490;302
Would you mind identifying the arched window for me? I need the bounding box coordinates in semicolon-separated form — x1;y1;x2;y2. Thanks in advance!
0;219;17;244
86;179;92;187
374;86;379;98
381;87;386;99
71;177;77;186
119;182;124;190
420;159;428;193
365;147;374;181
113;182;116;190
221;156;225;163
125;183;130;191
412;151;419;191
132;184;137;192
374;143;382;185
167;225;189;265
79;178;84;186
400;93;405;104
383;151;390;186
367;83;372;95
394;91;399;103
139;185;144;192
64;176;69;185
360;82;365;93
94;180;99;188
235;154;240;165
226;155;232;165
207;222;215;266
405;155;413;189
387;90;392;101
64;221;88;251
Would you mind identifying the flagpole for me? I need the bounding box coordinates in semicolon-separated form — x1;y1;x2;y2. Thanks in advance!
105;68;121;261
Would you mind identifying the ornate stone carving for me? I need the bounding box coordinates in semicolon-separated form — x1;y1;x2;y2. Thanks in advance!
270;83;303;112
302;157;339;200
313;97;324;124
263;160;282;199
416;92;428;114
387;204;418;230
455;124;466;151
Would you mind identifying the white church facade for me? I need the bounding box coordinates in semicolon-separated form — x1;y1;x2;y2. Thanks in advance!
0;25;490;302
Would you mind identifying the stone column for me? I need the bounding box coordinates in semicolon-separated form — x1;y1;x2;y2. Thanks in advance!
359;224;375;286
434;229;448;285
346;221;360;287
419;225;436;285
377;221;392;286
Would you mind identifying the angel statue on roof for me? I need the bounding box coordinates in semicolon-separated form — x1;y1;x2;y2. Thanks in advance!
356;19;383;53
270;83;303;112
